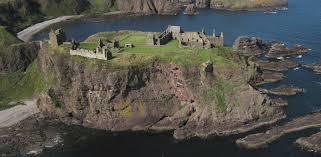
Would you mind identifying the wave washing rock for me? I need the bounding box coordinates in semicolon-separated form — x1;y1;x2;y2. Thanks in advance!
295;131;321;153
36;45;285;140
0;114;64;156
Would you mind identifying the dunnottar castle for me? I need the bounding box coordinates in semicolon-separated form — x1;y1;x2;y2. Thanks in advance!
149;25;223;48
49;26;224;60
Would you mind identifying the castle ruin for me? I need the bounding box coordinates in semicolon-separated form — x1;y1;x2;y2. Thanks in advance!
150;25;224;48
69;39;113;60
49;28;66;48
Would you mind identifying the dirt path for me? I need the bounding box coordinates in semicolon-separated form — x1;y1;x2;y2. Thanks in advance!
0;99;39;128
17;15;83;42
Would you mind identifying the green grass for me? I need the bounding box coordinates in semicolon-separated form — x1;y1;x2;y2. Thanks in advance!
85;31;149;47
0;61;52;110
78;31;242;69
202;79;238;113
87;0;117;13
0;26;21;50
80;42;97;50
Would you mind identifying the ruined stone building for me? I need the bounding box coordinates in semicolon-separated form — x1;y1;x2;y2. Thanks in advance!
150;25;224;48
69;39;112;60
49;28;66;48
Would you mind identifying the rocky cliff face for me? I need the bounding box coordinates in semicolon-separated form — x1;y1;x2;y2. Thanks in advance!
116;0;182;15
36;46;285;139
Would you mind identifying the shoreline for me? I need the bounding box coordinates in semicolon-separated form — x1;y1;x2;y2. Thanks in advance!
16;11;130;42
17;15;84;42
0;98;39;128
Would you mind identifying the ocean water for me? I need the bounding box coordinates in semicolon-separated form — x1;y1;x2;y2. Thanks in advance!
34;0;321;156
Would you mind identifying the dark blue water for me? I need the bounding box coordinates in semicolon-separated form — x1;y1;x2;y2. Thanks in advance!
35;0;321;156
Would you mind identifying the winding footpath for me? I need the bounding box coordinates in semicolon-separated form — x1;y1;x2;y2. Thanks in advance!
0;99;39;128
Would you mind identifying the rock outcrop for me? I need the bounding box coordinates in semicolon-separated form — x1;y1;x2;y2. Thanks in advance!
303;64;321;75
252;59;299;72
184;4;198;15
236;112;321;149
295;131;321;153
259;86;304;96
36;45;285;140
234;36;308;58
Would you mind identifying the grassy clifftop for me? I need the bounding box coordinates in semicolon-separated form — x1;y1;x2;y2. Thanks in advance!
57;31;243;70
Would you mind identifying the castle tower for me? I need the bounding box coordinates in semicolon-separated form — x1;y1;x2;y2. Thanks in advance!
213;28;216;37
49;28;66;48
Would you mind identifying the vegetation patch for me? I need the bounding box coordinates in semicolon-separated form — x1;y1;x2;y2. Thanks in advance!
202;79;239;113
0;61;52;110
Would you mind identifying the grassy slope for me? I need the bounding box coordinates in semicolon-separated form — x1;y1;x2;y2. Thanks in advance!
0;62;51;110
0;26;21;50
0;27;49;109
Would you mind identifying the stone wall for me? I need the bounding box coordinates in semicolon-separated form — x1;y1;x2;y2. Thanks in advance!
70;49;108;60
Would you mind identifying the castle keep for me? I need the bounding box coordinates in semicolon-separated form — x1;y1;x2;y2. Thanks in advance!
150;25;224;48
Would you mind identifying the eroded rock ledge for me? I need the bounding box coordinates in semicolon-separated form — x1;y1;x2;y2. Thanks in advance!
259;86;304;96
234;36;308;58
295;131;321;153
303;64;321;75
236;112;321;149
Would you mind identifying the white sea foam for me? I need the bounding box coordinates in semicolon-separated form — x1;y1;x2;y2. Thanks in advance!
264;11;277;14
277;56;284;60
